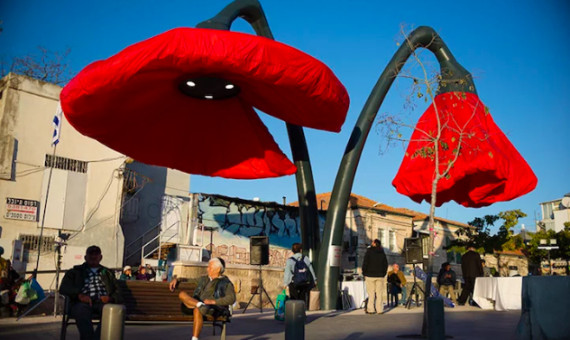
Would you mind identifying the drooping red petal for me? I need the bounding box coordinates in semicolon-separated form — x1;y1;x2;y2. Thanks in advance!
392;92;537;208
61;28;349;179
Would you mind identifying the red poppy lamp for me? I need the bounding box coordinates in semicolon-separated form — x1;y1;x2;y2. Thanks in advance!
392;91;537;207
318;26;537;310
60;27;348;179
60;0;347;271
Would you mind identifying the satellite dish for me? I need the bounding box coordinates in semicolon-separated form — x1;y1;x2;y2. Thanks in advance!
560;196;570;208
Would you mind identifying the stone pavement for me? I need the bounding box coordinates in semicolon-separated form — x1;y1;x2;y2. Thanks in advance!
0;305;520;340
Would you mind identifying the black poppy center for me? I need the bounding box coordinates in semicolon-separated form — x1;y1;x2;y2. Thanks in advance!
178;76;240;100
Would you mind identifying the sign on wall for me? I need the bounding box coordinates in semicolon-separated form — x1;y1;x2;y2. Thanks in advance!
5;198;39;222
329;245;342;267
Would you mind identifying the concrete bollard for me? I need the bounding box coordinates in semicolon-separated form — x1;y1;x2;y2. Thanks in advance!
427;297;445;340
101;303;126;340
285;300;306;340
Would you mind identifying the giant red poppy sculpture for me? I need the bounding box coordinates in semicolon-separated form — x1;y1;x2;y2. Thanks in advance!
392;91;537;207
317;26;537;310
60;28;349;179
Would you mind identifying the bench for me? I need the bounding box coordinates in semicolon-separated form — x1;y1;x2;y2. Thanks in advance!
60;280;230;340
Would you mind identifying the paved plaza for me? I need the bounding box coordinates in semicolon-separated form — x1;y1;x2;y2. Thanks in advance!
0;305;520;340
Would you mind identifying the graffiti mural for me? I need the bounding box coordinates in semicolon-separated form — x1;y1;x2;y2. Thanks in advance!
194;193;323;268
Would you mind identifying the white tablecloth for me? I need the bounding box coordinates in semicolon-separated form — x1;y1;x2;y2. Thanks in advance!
473;277;522;311
341;281;368;310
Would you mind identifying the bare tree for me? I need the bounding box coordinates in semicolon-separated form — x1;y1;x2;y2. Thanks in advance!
1;47;72;85
378;26;488;306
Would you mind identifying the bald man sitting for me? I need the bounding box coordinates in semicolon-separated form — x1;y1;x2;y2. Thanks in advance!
169;258;236;340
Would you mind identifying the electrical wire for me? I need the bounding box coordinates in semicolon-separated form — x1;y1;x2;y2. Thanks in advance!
65;170;148;242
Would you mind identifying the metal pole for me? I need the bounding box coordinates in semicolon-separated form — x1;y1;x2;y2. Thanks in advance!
285;300;306;340
316;26;476;310
35;145;58;277
101;304;125;340
259;266;263;312
53;243;62;316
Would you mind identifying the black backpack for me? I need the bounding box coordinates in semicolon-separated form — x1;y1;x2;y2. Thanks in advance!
291;256;312;287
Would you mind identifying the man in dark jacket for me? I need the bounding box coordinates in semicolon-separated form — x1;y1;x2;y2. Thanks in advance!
169;258;235;340
457;246;483;305
437;262;457;304
60;245;122;340
362;239;388;314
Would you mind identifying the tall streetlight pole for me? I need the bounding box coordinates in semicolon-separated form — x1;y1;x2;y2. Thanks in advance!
317;26;476;311
196;0;321;264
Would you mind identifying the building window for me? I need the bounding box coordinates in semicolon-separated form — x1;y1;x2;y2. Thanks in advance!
421;236;429;258
389;230;396;252
45;154;88;173
19;234;54;262
377;228;385;247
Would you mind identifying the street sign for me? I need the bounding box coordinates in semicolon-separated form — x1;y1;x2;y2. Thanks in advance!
5;197;39;222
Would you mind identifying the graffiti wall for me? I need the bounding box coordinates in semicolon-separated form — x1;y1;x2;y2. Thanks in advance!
193;193;323;268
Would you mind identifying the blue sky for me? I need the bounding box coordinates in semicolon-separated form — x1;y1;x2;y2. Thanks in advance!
1;0;568;234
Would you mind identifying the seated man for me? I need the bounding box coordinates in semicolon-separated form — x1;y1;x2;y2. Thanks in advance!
437;262;457;304
60;245;122;340
169;258;235;340
386;263;407;306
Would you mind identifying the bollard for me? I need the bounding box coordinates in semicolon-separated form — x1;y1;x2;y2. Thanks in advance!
285;300;306;340
101;303;126;340
427;297;445;340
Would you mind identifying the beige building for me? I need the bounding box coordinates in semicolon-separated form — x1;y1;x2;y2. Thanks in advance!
0;73;192;289
298;193;472;277
0;73;126;288
539;194;570;232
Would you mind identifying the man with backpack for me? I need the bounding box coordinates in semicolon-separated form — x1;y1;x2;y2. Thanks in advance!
283;243;317;307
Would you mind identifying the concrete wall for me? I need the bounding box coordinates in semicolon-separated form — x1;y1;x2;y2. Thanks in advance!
0;74;125;288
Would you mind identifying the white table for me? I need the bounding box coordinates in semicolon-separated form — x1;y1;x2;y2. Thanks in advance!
341;280;368;310
473;277;522;311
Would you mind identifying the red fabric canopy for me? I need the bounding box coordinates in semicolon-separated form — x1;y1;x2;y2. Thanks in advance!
60;28;349;179
392;92;537;208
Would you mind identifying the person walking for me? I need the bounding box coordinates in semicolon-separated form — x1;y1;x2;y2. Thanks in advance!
457;245;483;305
362;239;388;314
283;243;317;308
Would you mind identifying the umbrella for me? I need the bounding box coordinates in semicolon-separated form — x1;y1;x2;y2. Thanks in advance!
61;28;349;179
392;91;537;207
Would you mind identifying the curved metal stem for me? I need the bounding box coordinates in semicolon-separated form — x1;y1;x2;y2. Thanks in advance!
197;0;320;261
317;26;476;310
